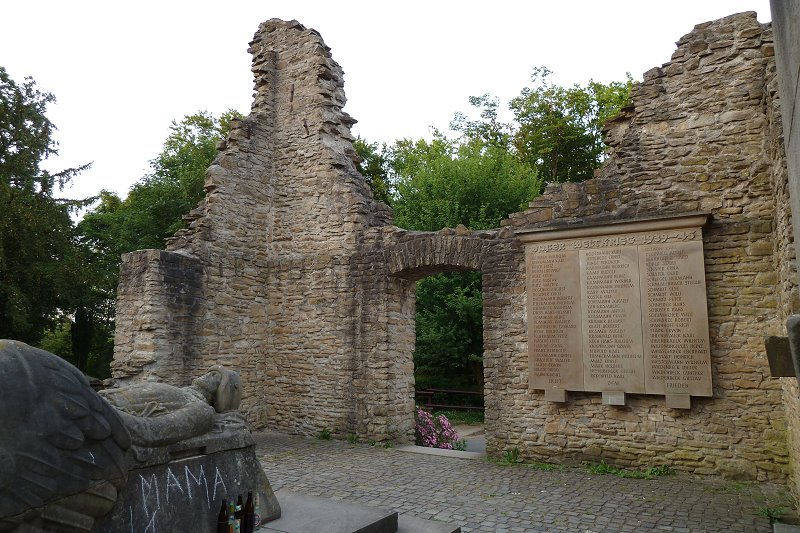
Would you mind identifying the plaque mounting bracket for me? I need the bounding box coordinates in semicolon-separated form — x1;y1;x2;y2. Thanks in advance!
544;389;566;402
602;391;626;406
665;394;691;409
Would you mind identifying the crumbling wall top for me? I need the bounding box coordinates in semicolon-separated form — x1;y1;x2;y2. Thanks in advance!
504;11;773;230
166;18;391;258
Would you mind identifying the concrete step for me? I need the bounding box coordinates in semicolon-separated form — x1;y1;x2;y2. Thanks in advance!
398;514;461;533
394;444;485;459
261;489;397;533
463;435;486;454
260;490;461;533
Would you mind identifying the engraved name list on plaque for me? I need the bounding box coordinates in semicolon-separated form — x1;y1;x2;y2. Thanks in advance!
520;214;712;409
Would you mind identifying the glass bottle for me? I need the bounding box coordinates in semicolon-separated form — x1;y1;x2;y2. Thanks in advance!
235;494;244;531
243;491;255;533
228;501;237;533
217;499;229;533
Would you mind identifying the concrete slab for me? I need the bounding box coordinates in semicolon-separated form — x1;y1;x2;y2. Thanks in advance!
775;523;800;533
398;514;461;533
464;436;485;453
262;489;397;533
394;444;485;459
449;424;486;454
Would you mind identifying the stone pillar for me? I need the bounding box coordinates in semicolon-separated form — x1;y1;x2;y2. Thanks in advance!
112;250;204;384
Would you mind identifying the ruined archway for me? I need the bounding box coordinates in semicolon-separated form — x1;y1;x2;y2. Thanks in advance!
386;232;491;438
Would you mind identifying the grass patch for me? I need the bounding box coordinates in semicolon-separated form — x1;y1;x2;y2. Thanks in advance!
503;447;522;464
584;460;674;480
756;506;784;523
431;409;484;425
488;447;523;466
317;427;332;440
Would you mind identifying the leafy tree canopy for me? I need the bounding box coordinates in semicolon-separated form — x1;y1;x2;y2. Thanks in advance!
0;66;90;344
373;69;631;389
354;137;392;206
79;110;241;256
79;110;240;274
389;106;540;232
510;66;633;184
381;98;541;389
68;109;240;377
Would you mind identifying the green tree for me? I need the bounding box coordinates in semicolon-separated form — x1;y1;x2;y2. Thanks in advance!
449;94;511;149
388;67;629;389
80;110;240;252
80;110;240;270
389;130;540;231
354;136;392;205
510;66;632;184
70;305;93;374
38;312;113;379
386;115;540;389
74;110;240;377
414;271;484;389
0;66;90;344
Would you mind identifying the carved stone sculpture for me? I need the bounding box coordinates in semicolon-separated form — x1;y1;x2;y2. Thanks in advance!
99;365;243;447
0;341;280;532
0;340;131;532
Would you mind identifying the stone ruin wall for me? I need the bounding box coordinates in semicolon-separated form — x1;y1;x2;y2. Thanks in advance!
112;12;800;485
497;12;792;482
114;19;400;437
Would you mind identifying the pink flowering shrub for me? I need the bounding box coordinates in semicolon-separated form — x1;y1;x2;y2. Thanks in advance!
415;407;461;449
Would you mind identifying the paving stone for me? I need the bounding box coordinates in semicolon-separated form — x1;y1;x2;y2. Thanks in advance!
255;430;794;533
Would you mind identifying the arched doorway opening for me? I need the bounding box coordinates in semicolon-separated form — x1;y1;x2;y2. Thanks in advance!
383;230;494;440
384;234;490;450
412;269;485;451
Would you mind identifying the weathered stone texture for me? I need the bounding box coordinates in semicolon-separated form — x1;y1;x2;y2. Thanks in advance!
112;11;798;487
116;19;394;438
113;250;204;383
494;12;792;482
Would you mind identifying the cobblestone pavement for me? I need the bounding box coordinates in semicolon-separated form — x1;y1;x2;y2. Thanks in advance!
254;430;796;533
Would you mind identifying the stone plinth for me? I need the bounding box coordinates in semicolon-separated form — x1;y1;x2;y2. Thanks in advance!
93;430;280;533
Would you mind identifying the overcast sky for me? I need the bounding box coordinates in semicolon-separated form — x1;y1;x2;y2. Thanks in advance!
1;1;772;204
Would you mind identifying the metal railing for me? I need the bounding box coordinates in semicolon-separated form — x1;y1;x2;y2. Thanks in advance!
415;388;484;411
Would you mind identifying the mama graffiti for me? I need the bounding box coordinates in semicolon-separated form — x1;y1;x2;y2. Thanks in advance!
129;462;228;533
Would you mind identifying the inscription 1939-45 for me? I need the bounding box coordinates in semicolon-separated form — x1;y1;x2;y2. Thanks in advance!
522;215;712;407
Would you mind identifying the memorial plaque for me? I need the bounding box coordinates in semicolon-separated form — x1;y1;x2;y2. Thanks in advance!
641;241;711;396
521;214;712;405
581;247;645;393
527;248;583;391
